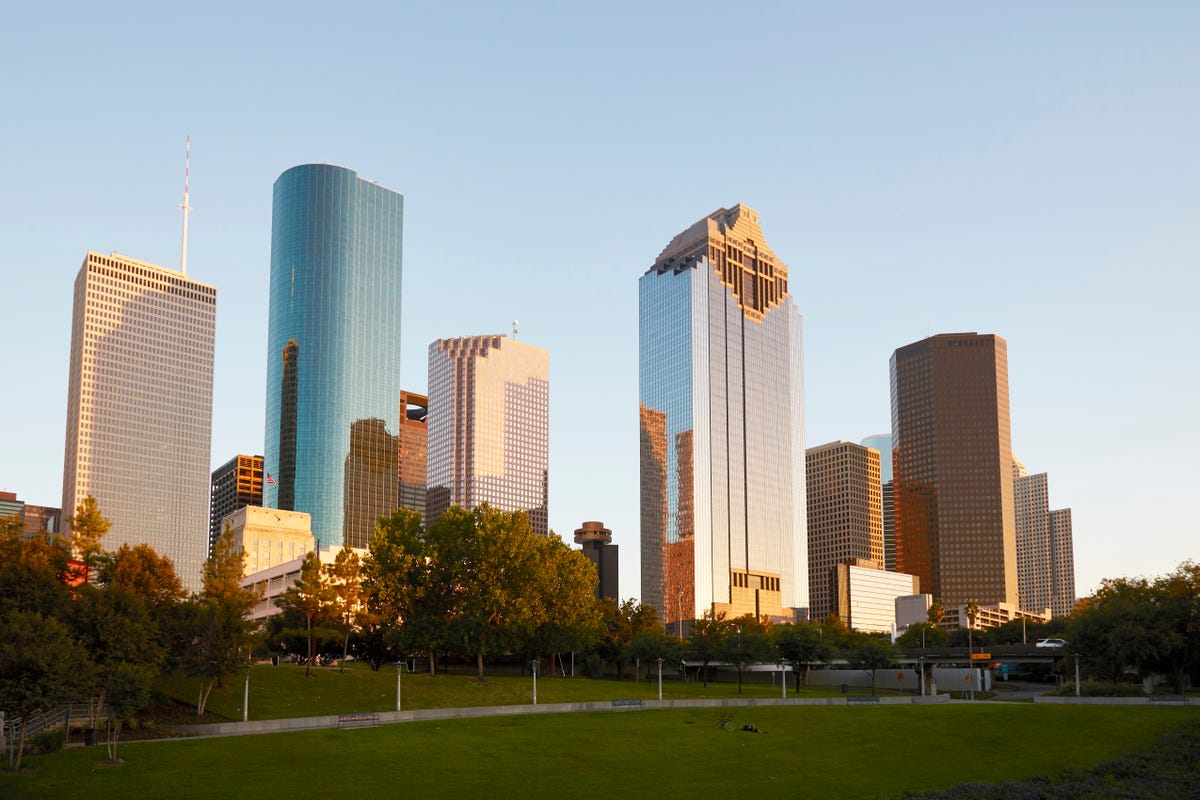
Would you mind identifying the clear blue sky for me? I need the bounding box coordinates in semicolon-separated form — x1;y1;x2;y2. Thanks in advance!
3;2;1197;603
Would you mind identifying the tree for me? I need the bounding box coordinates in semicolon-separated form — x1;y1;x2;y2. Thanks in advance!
598;598;661;679
103;663;152;764
927;601;945;627
627;628;683;677
325;545;363;672
277;551;335;677
718;615;777;694
774;622;835;689
964;600;980;655
66;495;110;568
896;622;947;649
687;611;732;687
0;611;93;772
525;533;604;675
0;519;72;618
845;636;900;697
97;543;186;611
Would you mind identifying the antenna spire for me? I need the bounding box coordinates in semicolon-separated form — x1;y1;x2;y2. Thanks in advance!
512;319;519;338
179;135;192;275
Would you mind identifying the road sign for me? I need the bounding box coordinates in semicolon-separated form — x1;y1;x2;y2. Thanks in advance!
970;652;991;660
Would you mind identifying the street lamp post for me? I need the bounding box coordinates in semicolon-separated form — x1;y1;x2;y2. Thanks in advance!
656;658;664;701
532;659;538;705
1074;652;1081;697
781;661;787;699
918;656;925;697
395;660;403;712
243;665;250;722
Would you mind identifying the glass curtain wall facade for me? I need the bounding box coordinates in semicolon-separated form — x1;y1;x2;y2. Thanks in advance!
639;205;807;627
860;433;895;571
890;333;1017;607
264;164;403;549
62;251;216;591
426;335;549;535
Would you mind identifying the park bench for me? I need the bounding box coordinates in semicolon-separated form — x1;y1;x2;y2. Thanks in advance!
337;713;380;729
612;698;645;711
846;695;880;704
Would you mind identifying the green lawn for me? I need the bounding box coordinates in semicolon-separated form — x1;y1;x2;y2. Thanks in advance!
7;705;1197;799
155;663;853;721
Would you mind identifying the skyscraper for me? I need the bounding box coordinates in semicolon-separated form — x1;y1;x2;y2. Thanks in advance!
426;335;549;535
209;454;264;554
890;332;1017;607
1013;457;1076;617
264;165;404;549
397;390;428;520
805;440;883;621
860;433;896;571
62;251;216;590
639;205;807;627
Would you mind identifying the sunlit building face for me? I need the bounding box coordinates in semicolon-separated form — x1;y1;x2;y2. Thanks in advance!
639;205;807;626
62;251;216;591
264;164;404;549
426;335;549;536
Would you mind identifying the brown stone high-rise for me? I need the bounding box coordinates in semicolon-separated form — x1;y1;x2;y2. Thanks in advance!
890;333;1017;607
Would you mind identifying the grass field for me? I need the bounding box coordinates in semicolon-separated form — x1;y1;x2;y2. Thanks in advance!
155;663;853;721
6;704;1197;799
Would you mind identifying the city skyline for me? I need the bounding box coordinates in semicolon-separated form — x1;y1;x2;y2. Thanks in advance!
3;4;1198;602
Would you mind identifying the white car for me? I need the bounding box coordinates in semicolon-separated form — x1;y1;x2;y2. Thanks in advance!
1035;638;1067;648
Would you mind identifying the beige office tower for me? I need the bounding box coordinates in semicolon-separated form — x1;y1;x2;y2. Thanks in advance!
890;333;1017;607
806;441;883;621
1013;457;1076;618
62;252;216;591
426;335;549;535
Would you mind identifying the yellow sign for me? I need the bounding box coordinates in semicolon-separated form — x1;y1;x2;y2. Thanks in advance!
970;653;991;660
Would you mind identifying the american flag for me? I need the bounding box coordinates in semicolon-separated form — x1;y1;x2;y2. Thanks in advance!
266;473;277;486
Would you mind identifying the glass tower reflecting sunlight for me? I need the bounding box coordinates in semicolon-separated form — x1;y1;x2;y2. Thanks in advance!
639;205;807;627
264;164;403;549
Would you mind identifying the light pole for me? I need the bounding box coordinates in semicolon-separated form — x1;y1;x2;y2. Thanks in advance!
1074;652;1081;697
918;656;925;697
395;659;403;712
531;658;538;705
243;665;250;722
781;661;787;699
656;658;664;701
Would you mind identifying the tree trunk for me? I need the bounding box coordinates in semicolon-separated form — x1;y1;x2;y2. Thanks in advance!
428;651;437;677
476;652;485;682
197;677;217;716
306;613;313;678
737;667;744;694
12;716;28;772
341;630;351;673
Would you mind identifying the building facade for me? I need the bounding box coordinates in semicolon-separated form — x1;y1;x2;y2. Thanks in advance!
806;440;883;621
860;433;895;571
397;390;428;521
1013;457;1076;618
225;505;313;576
574;520;619;601
1048;508;1076;617
263;165;404;550
209;454;264;554
62;251;216;590
426;335;549;535
890;333;1017;607
639;205;807;627
832;561;920;633
0;492;60;538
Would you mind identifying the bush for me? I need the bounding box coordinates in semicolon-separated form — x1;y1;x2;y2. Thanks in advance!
29;728;66;755
1052;681;1145;697
582;654;605;679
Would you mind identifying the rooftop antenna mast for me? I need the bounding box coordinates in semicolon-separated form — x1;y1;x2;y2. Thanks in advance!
512;319;519;338
179;135;192;275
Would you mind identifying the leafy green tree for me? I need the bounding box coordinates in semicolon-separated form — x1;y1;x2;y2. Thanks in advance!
718;615;776;694
774;622;835;689
66;495;111;568
0;611;93;772
325;545;363;672
598;598;660;678
103;663;152;763
278;551;335;677
0;518;72;617
964;600;981;655
97;543;186;611
896;622;947;649
627;627;683;676
927;601;945;627
525;532;604;675
845;636;900;696
687;610;732;687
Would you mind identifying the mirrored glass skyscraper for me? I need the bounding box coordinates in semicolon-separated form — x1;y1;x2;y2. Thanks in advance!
62;251;216;591
264;164;403;549
639;205;807;627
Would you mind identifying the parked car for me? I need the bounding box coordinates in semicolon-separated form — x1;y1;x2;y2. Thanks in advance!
1035;638;1068;648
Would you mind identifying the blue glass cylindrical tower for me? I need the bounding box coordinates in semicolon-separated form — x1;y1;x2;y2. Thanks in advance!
264;164;404;548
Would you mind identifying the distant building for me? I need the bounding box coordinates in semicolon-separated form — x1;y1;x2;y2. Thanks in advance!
938;601;1048;632
62;251;216;591
1012;457;1076;619
860;434;895;571
574;520;619;601
832;561;920;633
264;164;404;550
397;390;428;521
209;455;264;555
639;205;807;628
0;491;59;538
895;593;933;631
241;543;366;622
224;506;313;576
806;441;883;621
891;333;1017;607
426;335;549;535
